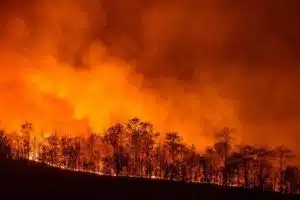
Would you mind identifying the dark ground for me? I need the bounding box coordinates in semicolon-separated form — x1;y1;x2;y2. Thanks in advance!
0;160;297;200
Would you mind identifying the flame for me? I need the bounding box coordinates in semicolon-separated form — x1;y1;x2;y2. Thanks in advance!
0;0;299;158
0;1;230;148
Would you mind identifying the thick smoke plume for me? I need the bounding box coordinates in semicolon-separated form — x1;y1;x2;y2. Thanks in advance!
0;0;300;154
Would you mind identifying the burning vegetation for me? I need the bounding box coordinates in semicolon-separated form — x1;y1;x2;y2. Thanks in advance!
0;0;300;196
0;119;299;194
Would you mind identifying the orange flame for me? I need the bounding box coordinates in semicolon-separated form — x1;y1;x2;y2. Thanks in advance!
0;1;299;158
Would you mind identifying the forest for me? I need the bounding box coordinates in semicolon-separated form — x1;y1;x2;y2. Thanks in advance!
0;118;299;195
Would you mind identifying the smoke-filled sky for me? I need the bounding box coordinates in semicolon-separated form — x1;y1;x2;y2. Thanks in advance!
0;0;300;154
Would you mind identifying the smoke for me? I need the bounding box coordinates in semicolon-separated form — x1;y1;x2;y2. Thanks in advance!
0;0;300;155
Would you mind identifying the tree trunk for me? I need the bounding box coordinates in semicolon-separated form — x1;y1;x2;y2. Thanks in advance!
279;158;283;193
237;169;240;187
243;160;249;188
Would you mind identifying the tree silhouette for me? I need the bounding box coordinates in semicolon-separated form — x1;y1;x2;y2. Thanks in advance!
237;145;256;188
163;132;184;180
126;118;159;177
84;133;101;172
227;151;244;186
252;147;274;190
214;127;234;186
0;119;298;194
114;146;129;176
46;134;60;166
103;123;126;176
153;143;168;179
60;136;82;169
274;145;295;192
184;145;199;182
200;147;217;184
283;166;299;194
20;122;33;160
0;130;12;159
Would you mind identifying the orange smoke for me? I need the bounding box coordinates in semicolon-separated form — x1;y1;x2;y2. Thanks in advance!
0;0;300;157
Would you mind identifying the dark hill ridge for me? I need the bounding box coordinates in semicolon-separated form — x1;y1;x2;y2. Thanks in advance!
0;160;297;200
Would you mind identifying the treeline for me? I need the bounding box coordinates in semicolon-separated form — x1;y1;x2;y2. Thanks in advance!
0;118;299;194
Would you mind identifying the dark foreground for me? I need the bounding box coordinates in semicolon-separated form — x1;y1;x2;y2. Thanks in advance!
0;160;297;200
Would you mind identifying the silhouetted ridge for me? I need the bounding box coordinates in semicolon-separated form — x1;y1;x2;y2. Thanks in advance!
0;159;297;200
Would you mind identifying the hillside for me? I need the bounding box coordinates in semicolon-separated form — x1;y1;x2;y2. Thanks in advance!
0;159;297;200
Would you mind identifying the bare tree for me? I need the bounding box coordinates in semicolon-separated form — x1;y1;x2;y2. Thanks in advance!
103;123;126;176
0;130;12;160
237;145;256;188
126;118;158;177
214;127;234;186
140;122;159;178
163;132;184;180
227;152;244;186
0;120;298;194
253;147;274;191
47;134;60;166
153;143;168;179
60;136;82;169
184;145;199;182
283;166;299;194
274;145;295;192
20;122;33;160
84;133;101;172
200;147;216;184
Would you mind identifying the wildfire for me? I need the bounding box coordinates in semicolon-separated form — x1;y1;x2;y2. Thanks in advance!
1;2;235;151
0;1;299;197
0;0;299;159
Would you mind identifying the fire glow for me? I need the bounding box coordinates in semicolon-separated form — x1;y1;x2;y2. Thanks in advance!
1;0;300;160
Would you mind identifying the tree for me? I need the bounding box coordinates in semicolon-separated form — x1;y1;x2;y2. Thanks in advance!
274;145;295;192
30;136;38;161
114;146;129;176
214;127;234;186
153;143;168;179
0;130;12;159
163;132;184;180
237;145;256;188
60;136;82;169
200;147;216;184
104;123;124;153
184;145;199;182
102;155;114;175
283;166;299;194
11;134;23;159
139;121;159;178
84;133;101;172
163;132;183;162
20;122;33;159
227;152;244;186
126;118;144;176
70;136;82;169
176;142;189;181
253;147;274;190
38;143;48;164
46;134;60;166
103;123;126;176
0;118;298;194
126;118;158;177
